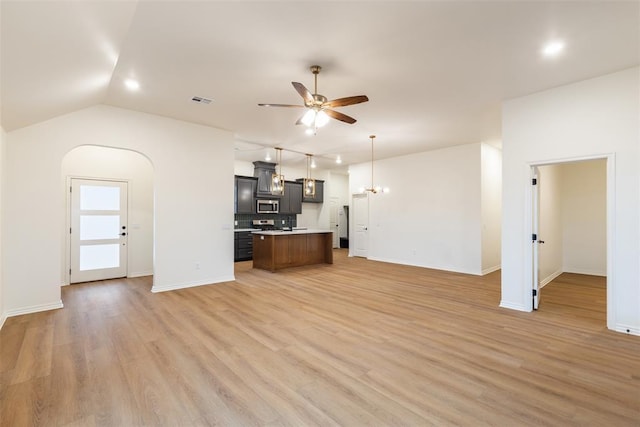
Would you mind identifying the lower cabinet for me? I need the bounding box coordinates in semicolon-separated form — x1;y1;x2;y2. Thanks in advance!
234;231;253;261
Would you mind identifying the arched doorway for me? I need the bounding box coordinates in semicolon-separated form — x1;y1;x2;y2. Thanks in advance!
61;145;154;285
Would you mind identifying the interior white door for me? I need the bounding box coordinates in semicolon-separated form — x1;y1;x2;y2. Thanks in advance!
352;193;368;258
532;167;541;309
70;179;128;283
329;197;340;248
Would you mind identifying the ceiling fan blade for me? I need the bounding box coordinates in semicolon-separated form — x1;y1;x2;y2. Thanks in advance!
324;109;357;124
292;82;314;104
258;103;303;108
324;95;369;108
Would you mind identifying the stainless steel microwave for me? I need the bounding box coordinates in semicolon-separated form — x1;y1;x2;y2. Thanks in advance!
256;199;279;214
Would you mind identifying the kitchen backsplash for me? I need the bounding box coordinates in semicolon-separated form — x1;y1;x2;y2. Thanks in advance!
234;213;297;229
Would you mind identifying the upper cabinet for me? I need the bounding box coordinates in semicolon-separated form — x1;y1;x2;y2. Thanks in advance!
280;181;302;214
235;175;257;214
296;179;324;203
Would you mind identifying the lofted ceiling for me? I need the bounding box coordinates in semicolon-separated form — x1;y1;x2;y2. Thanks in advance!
1;1;638;171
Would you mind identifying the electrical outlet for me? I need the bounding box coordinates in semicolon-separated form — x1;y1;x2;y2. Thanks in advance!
234;220;238;226
282;220;285;224
195;262;200;270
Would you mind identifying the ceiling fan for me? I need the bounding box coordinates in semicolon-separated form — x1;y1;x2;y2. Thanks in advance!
258;65;369;128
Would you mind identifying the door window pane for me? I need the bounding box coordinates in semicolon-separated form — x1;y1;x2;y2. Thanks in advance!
80;185;120;211
79;244;120;271
80;215;120;240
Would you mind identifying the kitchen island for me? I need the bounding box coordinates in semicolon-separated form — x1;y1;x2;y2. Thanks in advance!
252;229;333;272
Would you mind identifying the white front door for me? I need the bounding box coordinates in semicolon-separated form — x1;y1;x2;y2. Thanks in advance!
70;179;128;283
352;193;368;258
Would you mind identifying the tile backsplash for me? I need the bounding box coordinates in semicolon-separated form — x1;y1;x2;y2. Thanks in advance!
234;213;297;229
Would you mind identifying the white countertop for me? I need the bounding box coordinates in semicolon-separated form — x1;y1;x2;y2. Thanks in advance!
234;228;256;232
252;229;332;236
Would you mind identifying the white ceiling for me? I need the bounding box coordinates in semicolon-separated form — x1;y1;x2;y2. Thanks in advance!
1;1;638;171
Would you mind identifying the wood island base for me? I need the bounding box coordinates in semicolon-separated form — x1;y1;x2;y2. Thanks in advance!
252;231;333;272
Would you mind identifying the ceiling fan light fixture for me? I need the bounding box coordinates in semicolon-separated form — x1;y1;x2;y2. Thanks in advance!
301;109;316;127
315;110;330;127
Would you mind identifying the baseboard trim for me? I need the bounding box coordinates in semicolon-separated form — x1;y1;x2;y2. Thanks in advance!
540;269;563;289
614;323;640;336
562;268;607;277
482;264;501;275
128;271;154;278
5;301;64;318
0;313;6;330
367;256;478;276
499;300;529;312
151;275;235;293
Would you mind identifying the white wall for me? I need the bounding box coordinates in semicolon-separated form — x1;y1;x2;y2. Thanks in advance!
501;67;639;335
349;143;483;275
561;160;607;276
61;145;154;280
3;105;235;316
0;126;6;328
537;164;563;286
480;144;502;273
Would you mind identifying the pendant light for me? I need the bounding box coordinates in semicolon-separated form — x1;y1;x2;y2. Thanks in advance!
363;135;389;194
271;147;285;196
304;154;316;198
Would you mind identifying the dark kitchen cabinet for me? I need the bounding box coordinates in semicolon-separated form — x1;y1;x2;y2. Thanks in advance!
235;231;254;261
297;179;324;203
280;181;303;214
235;175;257;214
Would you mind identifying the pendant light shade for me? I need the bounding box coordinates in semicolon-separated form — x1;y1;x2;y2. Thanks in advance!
304;154;316;198
271;147;285;196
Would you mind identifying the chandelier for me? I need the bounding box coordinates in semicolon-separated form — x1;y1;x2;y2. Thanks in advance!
361;135;389;194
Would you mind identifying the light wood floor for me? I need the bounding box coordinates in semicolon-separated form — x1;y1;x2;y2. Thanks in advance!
1;250;639;426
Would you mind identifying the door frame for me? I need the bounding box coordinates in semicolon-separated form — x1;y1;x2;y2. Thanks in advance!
64;175;132;285
525;154;614;328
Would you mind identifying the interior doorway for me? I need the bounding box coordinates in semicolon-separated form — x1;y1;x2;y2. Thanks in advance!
352;193;368;258
62;145;154;286
530;156;610;326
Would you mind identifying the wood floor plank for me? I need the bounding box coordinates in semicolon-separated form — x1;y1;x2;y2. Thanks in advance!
1;251;639;426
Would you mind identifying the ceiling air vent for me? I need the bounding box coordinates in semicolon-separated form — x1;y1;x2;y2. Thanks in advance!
191;96;212;104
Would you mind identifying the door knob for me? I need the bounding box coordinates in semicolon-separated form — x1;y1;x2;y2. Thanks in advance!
538;240;545;244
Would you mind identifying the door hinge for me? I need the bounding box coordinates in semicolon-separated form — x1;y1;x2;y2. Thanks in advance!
532;233;537;241
532;178;537;185
70;227;72;234
70;186;72;193
69;268;72;275
532;289;537;297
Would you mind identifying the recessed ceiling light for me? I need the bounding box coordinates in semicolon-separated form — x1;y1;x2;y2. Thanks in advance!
124;79;140;91
541;40;565;57
305;128;315;136
336;156;342;164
